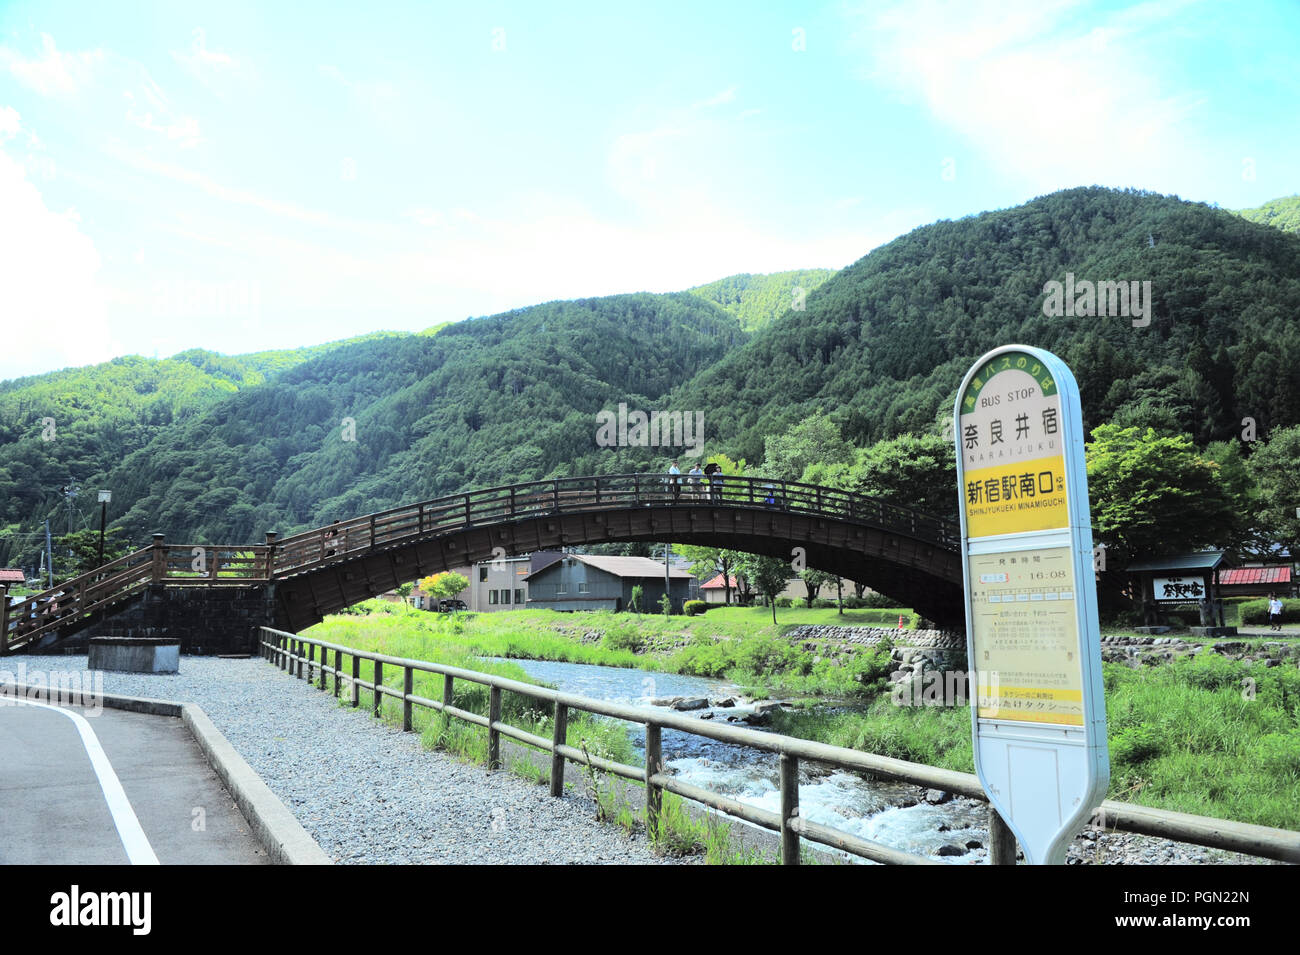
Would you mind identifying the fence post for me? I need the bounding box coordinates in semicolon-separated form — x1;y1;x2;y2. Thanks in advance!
296;639;304;680
318;645;327;690
488;686;502;770
151;533;165;582
307;642;315;683
264;532;277;579
551;480;560;512
780;753;800;865
442;674;454;716
989;807;1017;865
334;649;342;697
645;723;663;840
278;634;286;671
549;702;568;797
350;655;360;707
373;661;383;718
402;666;414;732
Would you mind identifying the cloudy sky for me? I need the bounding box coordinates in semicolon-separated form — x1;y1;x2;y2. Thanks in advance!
1;0;1297;379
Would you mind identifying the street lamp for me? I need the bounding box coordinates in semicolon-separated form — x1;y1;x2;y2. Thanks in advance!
97;490;112;566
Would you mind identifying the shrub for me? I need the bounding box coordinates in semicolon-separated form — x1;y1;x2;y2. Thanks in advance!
810;597;837;609
774;597;794;608
602;621;642;652
683;600;707;616
861;591;901;609
1240;597;1300;625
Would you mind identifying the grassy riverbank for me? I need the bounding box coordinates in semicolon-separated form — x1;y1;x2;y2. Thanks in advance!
305;602;1300;832
314;599;906;698
772;653;1300;830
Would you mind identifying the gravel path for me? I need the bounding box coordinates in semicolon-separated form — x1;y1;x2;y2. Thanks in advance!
1;655;683;865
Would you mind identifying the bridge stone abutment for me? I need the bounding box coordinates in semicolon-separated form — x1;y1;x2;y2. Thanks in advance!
43;584;278;655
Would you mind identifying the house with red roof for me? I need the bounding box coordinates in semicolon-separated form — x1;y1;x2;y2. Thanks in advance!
1216;565;1292;599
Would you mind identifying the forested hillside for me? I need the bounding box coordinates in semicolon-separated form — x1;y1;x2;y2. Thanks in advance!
688;269;835;330
5;187;1300;572
1236;195;1300;236
0;333;404;563
673;187;1300;463
0;293;744;559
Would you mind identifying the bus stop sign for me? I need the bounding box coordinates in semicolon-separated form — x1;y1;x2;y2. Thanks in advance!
953;344;1109;865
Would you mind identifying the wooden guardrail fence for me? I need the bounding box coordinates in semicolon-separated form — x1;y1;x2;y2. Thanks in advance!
259;626;1300;866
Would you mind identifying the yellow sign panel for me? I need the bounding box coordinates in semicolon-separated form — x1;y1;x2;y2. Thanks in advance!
968;545;1085;726
962;454;1068;537
959;363;1069;537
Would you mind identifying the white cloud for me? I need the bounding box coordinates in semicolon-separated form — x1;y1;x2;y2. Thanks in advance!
171;27;246;94
694;85;738;109
851;0;1208;192
0;33;102;98
0;137;117;380
106;143;336;226
0;106;20;140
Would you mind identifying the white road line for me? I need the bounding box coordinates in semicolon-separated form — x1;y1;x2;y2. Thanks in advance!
13;699;160;865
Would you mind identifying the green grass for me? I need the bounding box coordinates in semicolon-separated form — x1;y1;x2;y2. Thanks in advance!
303;601;1300;834
316;600;907;700
771;653;1300;831
296;611;633;773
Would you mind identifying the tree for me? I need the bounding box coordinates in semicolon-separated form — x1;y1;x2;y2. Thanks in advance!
736;553;793;624
761;412;854;482
802;432;957;523
675;544;739;604
799;568;834;607
1246;425;1300;559
1086;425;1246;611
54;528;131;582
419;571;470;609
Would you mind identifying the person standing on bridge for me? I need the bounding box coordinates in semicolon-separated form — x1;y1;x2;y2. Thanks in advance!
688;462;704;500
667;461;681;501
704;462;724;502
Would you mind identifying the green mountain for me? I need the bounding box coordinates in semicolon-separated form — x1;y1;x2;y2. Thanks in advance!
0;293;744;558
688;269;835;331
5;188;1300;570
672;187;1300;463
0;333;404;563
1236;195;1300;236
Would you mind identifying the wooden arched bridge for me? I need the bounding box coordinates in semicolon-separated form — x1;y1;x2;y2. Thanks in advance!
2;473;963;655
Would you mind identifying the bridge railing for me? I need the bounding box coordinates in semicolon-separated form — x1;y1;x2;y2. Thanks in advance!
2;537;270;653
259;626;1300;866
268;473;961;579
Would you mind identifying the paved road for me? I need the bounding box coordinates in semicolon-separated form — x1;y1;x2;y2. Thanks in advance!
0;699;269;864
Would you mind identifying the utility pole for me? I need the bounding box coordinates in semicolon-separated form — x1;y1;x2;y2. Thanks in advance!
97;490;112;567
664;542;671;615
44;519;53;588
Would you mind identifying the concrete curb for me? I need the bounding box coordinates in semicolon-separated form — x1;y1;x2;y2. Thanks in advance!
0;680;332;865
180;704;332;865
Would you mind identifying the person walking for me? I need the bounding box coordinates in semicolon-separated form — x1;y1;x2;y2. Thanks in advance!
1268;593;1283;631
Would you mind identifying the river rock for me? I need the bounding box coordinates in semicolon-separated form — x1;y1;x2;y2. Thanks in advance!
650;696;683;707
937;844;967;857
713;698;736;708
924;788;953;805
673;697;709;711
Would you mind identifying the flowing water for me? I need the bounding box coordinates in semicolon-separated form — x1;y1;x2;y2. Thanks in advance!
495;657;990;863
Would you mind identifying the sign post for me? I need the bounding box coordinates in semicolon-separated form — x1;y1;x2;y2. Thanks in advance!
953;345;1108;865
